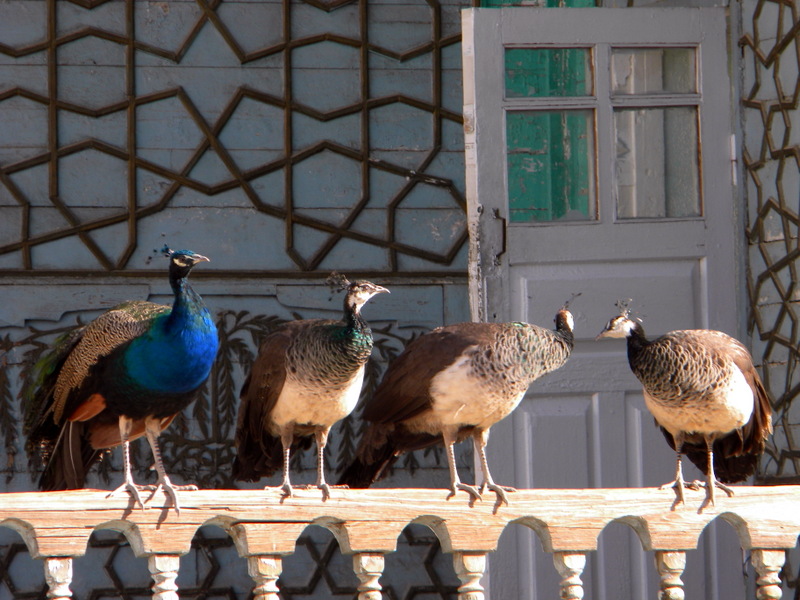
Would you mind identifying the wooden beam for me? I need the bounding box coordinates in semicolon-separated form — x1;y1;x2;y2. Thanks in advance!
0;486;796;559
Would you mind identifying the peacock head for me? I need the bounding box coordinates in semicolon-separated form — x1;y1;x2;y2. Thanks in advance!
327;272;390;314
159;245;211;280
596;299;643;340
555;292;581;333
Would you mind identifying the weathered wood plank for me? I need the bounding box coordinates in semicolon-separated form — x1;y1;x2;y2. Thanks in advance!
0;486;796;558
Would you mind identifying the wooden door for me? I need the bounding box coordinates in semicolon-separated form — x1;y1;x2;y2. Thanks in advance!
463;7;747;598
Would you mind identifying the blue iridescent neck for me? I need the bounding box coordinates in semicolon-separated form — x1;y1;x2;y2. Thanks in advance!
167;275;206;330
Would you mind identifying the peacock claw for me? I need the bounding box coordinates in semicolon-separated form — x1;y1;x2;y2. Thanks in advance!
697;479;734;510
483;483;516;506
280;482;293;498
660;478;700;505
448;482;482;502
318;483;332;501
107;481;148;511
138;479;195;515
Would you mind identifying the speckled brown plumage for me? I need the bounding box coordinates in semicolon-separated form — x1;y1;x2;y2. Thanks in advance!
338;308;574;505
598;314;773;506
233;278;389;500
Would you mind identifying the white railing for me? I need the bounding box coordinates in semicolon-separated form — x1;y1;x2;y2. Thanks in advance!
2;486;799;600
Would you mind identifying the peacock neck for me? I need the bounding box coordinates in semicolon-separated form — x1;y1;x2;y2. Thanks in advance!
625;323;650;361
166;276;209;333
346;310;368;332
338;304;372;362
556;326;575;350
342;296;370;333
552;327;574;359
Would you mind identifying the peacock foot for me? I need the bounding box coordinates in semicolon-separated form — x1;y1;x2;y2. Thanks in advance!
697;479;734;511
139;477;196;515
482;482;516;506
448;482;482;502
318;482;331;501
660;478;700;505
280;481;293;498
107;480;148;511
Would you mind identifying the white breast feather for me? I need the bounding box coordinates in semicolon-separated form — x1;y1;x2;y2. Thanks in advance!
427;353;525;429
644;366;754;436
269;367;366;429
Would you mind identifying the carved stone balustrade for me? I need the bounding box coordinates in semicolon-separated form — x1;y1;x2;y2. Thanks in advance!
3;486;799;600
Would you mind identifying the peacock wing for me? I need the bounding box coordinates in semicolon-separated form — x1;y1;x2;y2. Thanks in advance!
22;326;86;439
51;300;170;423
687;330;773;468
364;323;496;424
233;326;293;479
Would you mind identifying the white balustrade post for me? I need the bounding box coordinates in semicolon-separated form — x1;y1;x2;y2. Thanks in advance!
553;552;586;600
453;552;486;600
353;552;385;600
752;549;786;600
148;554;180;600
654;551;686;600
247;555;283;600
44;557;73;600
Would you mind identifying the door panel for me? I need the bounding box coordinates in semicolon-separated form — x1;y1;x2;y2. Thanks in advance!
463;7;742;599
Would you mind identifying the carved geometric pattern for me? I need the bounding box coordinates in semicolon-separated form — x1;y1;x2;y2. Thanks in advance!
279;525;459;599
739;0;800;592
0;0;467;273
739;0;800;485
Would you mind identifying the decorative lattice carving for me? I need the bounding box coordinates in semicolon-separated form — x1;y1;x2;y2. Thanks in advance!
0;0;467;274
739;0;800;592
739;0;800;485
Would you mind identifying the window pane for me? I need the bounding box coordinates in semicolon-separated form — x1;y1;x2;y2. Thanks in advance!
507;110;596;222
505;48;593;98
614;107;700;219
611;48;696;95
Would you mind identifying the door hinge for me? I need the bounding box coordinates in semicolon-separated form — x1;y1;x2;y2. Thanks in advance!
492;208;507;267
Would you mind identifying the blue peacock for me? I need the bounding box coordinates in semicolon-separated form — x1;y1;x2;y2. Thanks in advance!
22;247;219;512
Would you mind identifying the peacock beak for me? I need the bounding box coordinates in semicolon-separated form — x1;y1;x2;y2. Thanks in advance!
374;285;390;295
192;254;210;264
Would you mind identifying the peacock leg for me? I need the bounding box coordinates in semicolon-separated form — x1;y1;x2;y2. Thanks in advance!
659;432;699;505
106;415;146;510
142;415;197;515
278;427;294;498
443;427;481;502
315;428;331;501
474;429;515;506
700;434;734;508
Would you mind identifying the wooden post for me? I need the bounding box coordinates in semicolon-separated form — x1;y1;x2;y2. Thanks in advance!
654;551;686;600
148;554;180;600
247;555;283;600
751;549;786;600
453;552;486;600
553;552;586;600
353;552;385;600
44;557;73;600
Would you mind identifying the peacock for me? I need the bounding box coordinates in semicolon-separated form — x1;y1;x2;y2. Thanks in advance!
23;247;219;513
338;303;575;506
233;274;389;500
597;305;773;506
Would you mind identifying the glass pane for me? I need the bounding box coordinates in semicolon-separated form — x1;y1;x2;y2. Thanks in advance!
614;107;700;219
505;48;593;98
507;110;596;222
611;48;696;95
